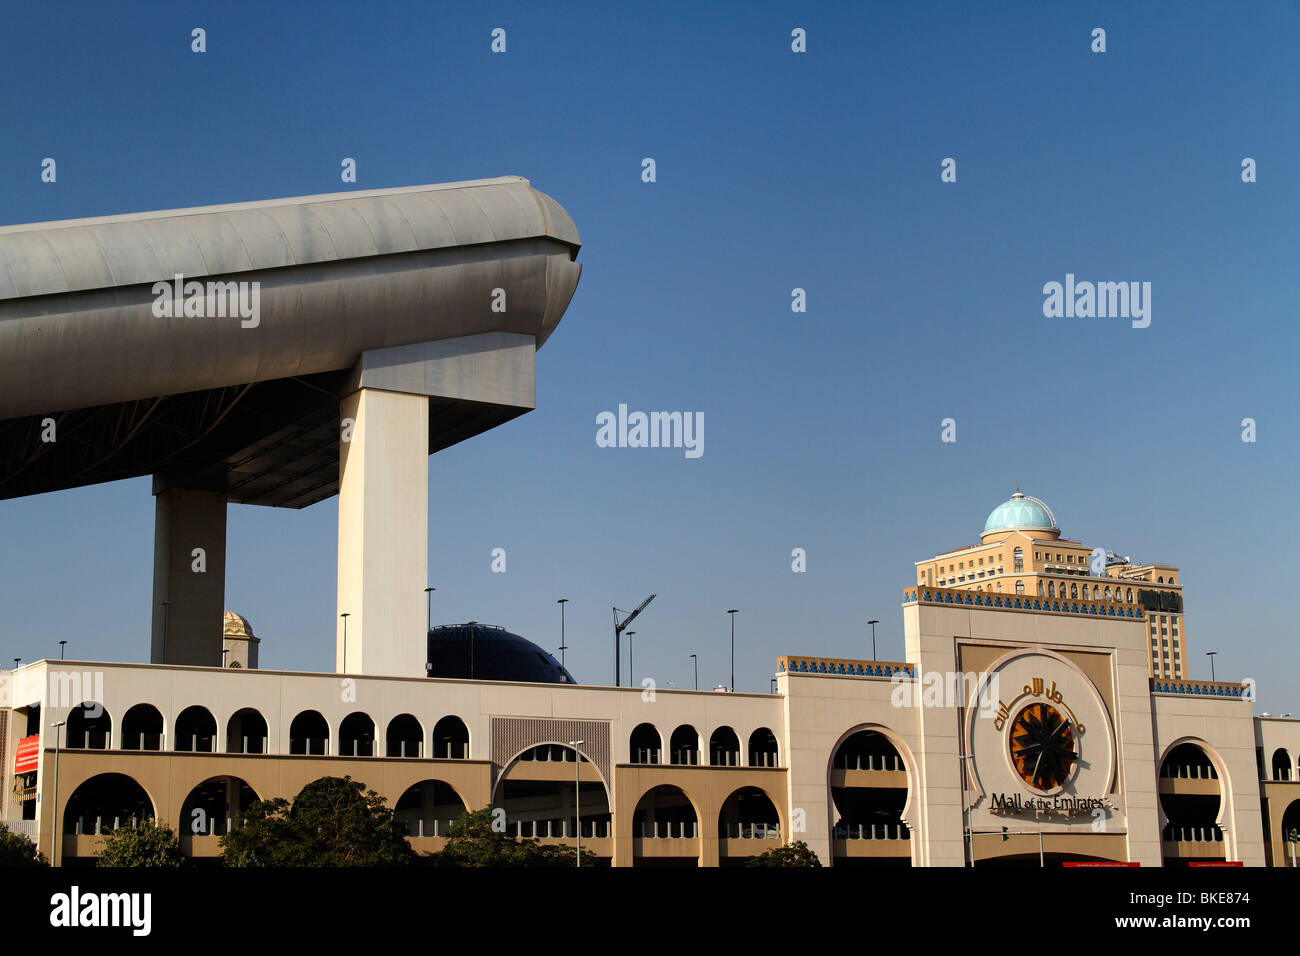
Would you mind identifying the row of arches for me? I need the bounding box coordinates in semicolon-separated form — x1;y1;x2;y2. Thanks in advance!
1269;747;1298;781
628;723;779;767
66;704;470;760
57;768;784;865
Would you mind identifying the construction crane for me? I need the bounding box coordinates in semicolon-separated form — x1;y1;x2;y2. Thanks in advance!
613;594;655;687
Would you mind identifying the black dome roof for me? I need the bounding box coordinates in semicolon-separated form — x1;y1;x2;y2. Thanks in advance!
426;623;575;684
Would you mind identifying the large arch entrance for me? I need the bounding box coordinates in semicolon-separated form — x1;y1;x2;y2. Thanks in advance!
394;780;468;840
632;784;699;867
61;773;154;863
829;729;911;868
717;786;781;866
494;744;612;863
1159;741;1225;865
179;776;260;839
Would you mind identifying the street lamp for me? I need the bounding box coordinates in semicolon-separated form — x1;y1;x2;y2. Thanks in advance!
58;640;66;660
160;600;173;662
727;610;739;692
221;648;229;668
425;587;436;631
51;719;66;867
557;599;569;669
1206;651;1218;682
690;654;698;691
340;613;350;672
568;739;586;867
467;622;478;678
626;632;636;685
868;620;880;661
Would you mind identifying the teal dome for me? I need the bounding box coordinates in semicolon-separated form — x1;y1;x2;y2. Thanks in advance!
983;492;1057;535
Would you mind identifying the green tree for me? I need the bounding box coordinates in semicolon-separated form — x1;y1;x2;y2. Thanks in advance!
0;822;46;867
220;775;414;866
746;840;822;867
97;818;182;867
432;807;598;867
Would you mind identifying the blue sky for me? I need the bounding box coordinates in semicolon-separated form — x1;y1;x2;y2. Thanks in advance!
1;2;1297;707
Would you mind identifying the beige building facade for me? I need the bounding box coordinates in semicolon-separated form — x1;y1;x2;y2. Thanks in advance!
2;493;1296;867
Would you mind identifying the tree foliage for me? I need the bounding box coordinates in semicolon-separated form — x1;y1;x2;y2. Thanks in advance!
0;822;46;867
220;775;414;867
431;807;598;867
746;840;822;867
97;818;182;867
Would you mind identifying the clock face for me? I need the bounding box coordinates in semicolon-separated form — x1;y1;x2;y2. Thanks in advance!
1009;702;1077;792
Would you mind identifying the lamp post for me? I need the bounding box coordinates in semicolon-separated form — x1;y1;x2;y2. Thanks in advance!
557;599;569;669
58;641;66;660
160;600;173;662
626;632;636;685
425;587;436;630
868;619;880;661
467;622;477;678
727;609;739;692
1206;651;1218;682
568;739;585;867
221;648;229;668
51;719;65;867
340;613;350;672
690;654;698;691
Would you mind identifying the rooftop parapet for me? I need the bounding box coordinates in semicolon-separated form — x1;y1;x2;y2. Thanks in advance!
777;655;915;678
1150;679;1252;699
902;586;1143;620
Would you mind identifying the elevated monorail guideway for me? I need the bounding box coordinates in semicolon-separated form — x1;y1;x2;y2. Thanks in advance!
0;177;582;674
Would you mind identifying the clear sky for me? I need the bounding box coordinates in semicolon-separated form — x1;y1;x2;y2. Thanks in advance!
1;2;1296;707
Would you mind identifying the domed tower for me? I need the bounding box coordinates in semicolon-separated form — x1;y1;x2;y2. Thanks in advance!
426;623;574;683
222;611;260;669
915;490;1094;600
980;491;1060;543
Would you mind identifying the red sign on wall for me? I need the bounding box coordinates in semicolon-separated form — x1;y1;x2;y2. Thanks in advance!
13;734;39;774
1062;861;1140;867
1188;861;1243;867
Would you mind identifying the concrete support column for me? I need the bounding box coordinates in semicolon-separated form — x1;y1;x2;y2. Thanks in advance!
337;387;429;677
150;485;227;666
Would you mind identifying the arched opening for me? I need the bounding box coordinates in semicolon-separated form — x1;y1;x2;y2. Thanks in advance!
709;726;740;766
1159;742;1224;864
394;780;468;839
386;714;423;758
432;715;469;759
174;705;217;752
1280;799;1300;867
1015;580;1025;595
749;727;779;767
495;745;612;854
121;704;163;751
1070;583;1078;599
1272;748;1293;781
669;725;700;766
1047;581;1055;598
66;702;112;750
289;710;329;755
62;773;154;844
830;729;911;867
226;708;268;754
1126;588;1133;602
633;785;698;867
718;786;781;865
339;712;376;757
180;776;259;838
629;723;661;764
